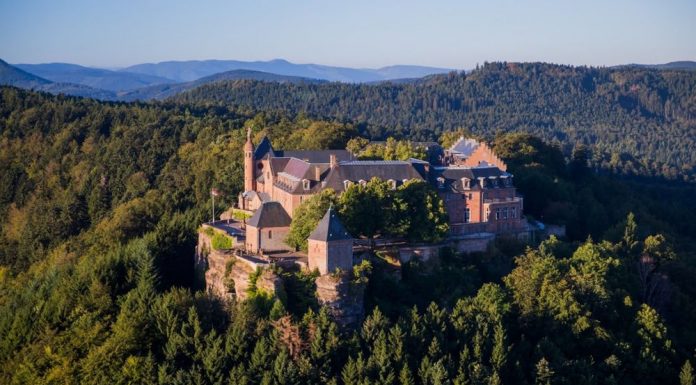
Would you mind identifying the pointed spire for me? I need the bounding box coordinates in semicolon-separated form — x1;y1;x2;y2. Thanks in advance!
308;206;352;242
244;127;254;152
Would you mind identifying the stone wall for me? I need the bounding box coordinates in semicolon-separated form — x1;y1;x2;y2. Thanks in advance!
398;244;442;262
315;273;366;329
246;225;291;253
308;238;353;275
453;233;496;253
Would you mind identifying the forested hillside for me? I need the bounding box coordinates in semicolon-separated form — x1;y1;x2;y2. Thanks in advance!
174;62;696;182
1;87;696;384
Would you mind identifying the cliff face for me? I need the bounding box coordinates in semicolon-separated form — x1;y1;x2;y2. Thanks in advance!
197;228;282;301
315;273;366;329
227;261;283;301
206;250;234;298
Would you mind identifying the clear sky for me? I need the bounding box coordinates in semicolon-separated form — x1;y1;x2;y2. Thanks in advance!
1;0;694;69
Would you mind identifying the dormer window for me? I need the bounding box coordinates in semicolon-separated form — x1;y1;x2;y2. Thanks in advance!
359;179;367;186
302;179;310;190
462;177;471;189
436;177;445;188
343;180;352;190
388;179;397;190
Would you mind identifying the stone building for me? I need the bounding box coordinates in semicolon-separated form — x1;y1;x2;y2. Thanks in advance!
238;132;529;265
245;201;292;253
308;206;354;275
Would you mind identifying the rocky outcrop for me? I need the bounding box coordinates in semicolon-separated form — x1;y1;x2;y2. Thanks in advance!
226;258;283;301
315;273;366;329
205;250;235;299
256;269;284;298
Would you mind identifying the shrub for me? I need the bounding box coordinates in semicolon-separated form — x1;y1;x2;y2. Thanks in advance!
211;232;234;250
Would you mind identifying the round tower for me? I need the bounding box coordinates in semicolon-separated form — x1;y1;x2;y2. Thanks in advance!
244;127;255;192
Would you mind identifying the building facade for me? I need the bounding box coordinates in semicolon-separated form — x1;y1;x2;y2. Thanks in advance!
238;134;527;259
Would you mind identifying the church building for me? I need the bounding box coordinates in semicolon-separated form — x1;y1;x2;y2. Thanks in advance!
237;129;527;273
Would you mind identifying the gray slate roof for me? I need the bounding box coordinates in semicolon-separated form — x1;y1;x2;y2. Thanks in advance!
308;207;352;242
247;201;291;228
430;166;512;192
323;161;425;191
253;137;274;160
274;150;354;163
449;138;480;157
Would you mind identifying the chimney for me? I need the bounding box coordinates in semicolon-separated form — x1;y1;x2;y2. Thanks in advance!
315;165;321;181
329;154;337;169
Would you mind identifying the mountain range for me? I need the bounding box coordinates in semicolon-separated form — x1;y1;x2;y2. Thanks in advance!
15;62;176;92
119;69;327;101
120;58;454;83
0;59;118;100
2;58;694;102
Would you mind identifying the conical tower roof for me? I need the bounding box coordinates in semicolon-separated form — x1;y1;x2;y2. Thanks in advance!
308;206;352;242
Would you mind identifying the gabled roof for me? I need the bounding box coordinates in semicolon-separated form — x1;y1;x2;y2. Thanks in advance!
253;136;274;160
308;207;352;242
275;150;354;163
322;160;425;192
247;201;291;228
430;166;512;192
282;158;311;180
449;138;480;157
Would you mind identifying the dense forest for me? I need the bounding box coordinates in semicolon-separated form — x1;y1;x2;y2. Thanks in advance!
1;86;696;384
173;62;696;182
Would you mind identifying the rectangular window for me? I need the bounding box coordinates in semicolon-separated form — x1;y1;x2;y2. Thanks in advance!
511;207;517;218
464;208;470;223
503;207;508;219
495;208;501;220
268;230;272;239
485;207;490;221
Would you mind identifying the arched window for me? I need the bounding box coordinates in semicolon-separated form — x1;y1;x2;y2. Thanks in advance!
359;179;367;186
436;177;445;188
343;180;352;190
302;179;310;190
462;177;471;189
387;179;397;190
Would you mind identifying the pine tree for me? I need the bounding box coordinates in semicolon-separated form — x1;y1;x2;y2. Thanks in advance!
680;360;694;385
535;358;554;385
400;364;415;385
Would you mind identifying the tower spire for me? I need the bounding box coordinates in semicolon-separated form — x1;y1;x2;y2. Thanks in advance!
243;127;255;192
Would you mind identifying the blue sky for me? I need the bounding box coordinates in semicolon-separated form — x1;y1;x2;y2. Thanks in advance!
1;0;694;69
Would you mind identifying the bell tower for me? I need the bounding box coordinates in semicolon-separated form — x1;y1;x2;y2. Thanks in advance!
244;127;255;192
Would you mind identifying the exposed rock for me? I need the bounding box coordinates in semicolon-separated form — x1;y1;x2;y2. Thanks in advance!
225;258;283;301
315;273;366;329
228;258;254;300
257;269;284;298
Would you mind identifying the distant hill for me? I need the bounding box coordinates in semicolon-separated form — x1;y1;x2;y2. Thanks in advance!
120;69;326;101
172;62;696;182
121;58;454;83
617;61;696;71
0;58;52;88
1;59;117;99
15;62;176;91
